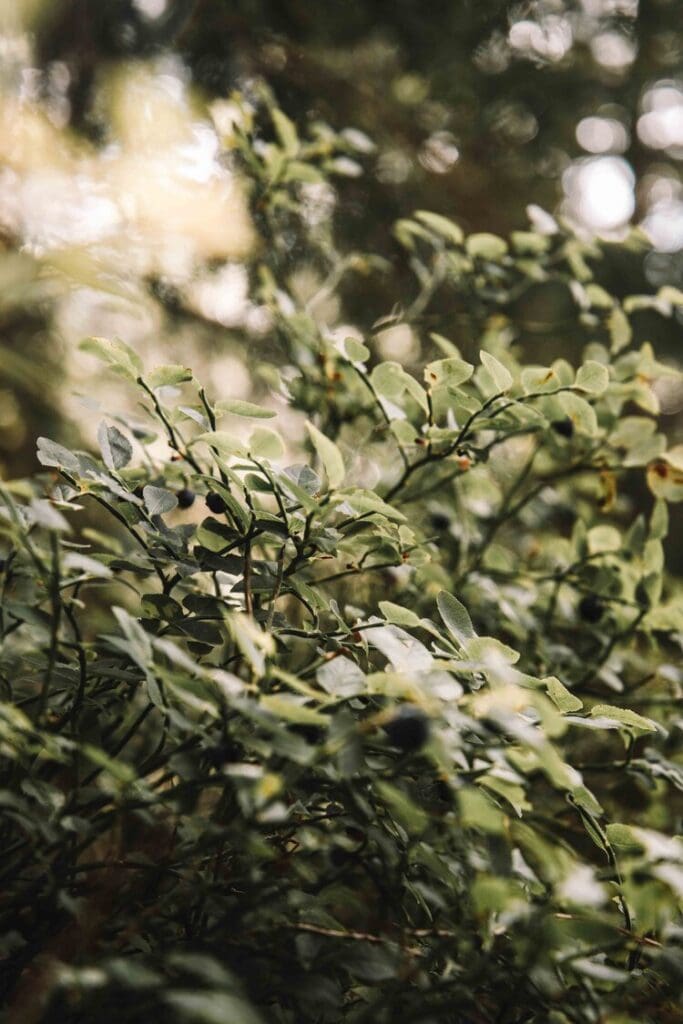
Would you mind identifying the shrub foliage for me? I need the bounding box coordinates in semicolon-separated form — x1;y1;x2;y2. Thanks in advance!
2;105;683;1024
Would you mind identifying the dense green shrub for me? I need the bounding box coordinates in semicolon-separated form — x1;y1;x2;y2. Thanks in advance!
3;102;683;1024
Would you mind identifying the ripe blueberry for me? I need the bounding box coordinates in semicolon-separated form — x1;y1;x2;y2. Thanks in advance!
383;705;430;753
176;487;195;509
578;594;604;623
551;418;574;439
429;512;450;531
206;491;227;514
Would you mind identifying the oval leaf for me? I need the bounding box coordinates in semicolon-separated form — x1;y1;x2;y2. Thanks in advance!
437;590;477;644
305;422;345;489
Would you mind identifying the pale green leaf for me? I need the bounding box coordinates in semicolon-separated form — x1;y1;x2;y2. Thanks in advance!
305;422;345;488
424;357;474;389
480;351;513;393
414;209;464;245
272;108;299;156
466;233;508;260
215;399;277;419
193;431;247;458
143;485;177;516
80;336;143;380
147;364;193;389
249;427;285;460
575;360;609;395
590;704;658;733
379;601;422;628
97;422;132;471
437;590;476;644
545;677;583;714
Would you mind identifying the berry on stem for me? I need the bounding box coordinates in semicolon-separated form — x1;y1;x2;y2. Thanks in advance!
206;491;227;514
176;487;195;509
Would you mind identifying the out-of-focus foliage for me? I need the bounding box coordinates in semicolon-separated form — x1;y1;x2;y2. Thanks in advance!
2;1;683;476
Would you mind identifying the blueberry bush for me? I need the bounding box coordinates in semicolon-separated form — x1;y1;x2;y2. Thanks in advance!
2;100;683;1024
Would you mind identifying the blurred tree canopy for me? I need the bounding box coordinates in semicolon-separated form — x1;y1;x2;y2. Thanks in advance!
3;0;682;549
27;0;683;236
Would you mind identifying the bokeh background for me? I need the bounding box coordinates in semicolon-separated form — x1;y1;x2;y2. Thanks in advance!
1;0;682;485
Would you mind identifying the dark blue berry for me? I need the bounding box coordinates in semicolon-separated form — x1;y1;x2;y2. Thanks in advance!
578;594;604;623
551;418;574;439
383;705;430;753
176;488;195;509
206;492;227;514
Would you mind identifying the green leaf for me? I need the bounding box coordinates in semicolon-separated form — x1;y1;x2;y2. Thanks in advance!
466;233;508;260
423;357;473;389
215;399;277;419
480;351;513;393
429;332;461;357
335;488;406;522
317;656;366;697
608;306;632;353
510;230;550;254
165;991;264;1024
604;823;642;850
465;636;519;665
375;780;428;834
261;694;327;726
414;209;464;245
575;360;609;395
193;431;247;458
658;285;683;307
371;361;429;412
80;336;143;380
379;601;422;628
305;422;345;488
36;437;80;473
590;704;658;734
28;499;71;532
545;677;583;713
459;786;505;833
112;606;152;670
147;364;193;389
97;422;132;471
196;517;238;552
555;391;598;435
650;499;669;540
343;336;370;363
272;108;299;156
437;590;476;644
367;625;433;672
249;427;285;460
143;485;178;516
520;366;558;394
82;744;136;784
